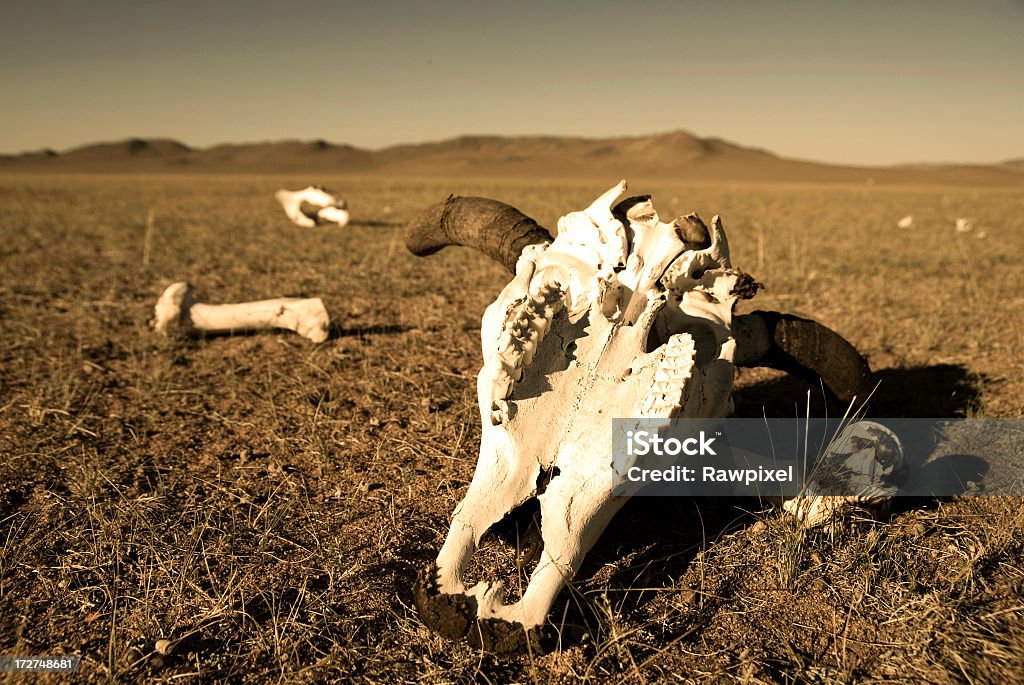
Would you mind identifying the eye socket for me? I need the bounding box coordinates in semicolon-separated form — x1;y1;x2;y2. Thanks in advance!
691;268;705;280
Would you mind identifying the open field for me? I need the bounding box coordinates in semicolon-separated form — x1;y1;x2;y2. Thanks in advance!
1;173;1023;682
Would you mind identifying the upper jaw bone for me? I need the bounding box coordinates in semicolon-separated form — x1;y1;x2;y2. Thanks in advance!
151;282;330;343
478;279;565;422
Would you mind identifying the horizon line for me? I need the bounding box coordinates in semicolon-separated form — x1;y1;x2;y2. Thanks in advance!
4;129;1022;169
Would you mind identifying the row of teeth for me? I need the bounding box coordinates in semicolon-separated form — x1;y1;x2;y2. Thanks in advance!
481;281;566;423
641;333;696;418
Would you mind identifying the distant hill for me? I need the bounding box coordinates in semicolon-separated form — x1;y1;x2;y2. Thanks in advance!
62;137;192;161
2;131;1021;185
999;158;1024;174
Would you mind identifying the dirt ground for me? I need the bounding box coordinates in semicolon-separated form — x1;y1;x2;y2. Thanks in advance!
1;174;1022;682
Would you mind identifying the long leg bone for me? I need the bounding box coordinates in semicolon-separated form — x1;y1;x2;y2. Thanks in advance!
151;281;330;343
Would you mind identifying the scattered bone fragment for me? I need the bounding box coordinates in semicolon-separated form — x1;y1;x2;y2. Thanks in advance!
275;185;349;227
897;215;914;229
151;282;330;343
784;421;904;527
955;217;973;233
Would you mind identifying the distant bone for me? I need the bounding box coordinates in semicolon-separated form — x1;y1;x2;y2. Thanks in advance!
151;282;330;343
954;217;973;233
275;185;350;228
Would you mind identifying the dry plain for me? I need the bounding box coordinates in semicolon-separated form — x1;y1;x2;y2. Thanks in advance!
1;173;1023;682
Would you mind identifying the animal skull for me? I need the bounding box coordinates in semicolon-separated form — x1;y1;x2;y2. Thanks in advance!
406;182;874;651
275;185;349;227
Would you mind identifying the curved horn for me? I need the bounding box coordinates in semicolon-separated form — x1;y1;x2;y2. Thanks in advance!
405;196;554;273
733;310;873;405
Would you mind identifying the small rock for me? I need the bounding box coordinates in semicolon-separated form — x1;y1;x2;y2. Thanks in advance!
155;639;173;655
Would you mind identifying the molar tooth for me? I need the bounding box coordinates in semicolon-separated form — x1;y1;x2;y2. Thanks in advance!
527;313;548;337
521;335;539;367
489;400;509;426
493;369;514;395
478;366;514;415
641;333;697;418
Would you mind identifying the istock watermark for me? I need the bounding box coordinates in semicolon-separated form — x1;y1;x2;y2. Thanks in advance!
625;429;719;457
611;418;1024;497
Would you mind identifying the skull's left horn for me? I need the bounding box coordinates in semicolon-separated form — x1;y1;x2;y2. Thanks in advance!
405;196;553;273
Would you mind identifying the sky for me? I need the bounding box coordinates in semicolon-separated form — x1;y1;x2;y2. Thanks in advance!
1;0;1022;165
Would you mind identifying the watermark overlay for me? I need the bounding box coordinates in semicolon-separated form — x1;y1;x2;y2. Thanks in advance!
612;418;1024;497
0;656;81;673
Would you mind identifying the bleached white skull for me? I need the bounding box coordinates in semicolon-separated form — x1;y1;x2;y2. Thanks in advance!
406;181;873;651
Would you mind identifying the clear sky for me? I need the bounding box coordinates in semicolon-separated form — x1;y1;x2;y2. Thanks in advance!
1;0;1021;165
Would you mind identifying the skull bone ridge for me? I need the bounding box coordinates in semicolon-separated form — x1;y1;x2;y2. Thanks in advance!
417;180;760;648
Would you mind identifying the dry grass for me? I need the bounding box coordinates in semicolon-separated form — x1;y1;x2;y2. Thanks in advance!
0;173;1022;682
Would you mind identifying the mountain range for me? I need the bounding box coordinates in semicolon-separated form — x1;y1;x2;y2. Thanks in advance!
3;131;1022;185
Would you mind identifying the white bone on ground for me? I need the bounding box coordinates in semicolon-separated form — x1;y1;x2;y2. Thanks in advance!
955;217;973;233
315;206;350;227
274;186;348;228
151;282;330;343
783;421;903;527
433;182;749;630
427;183;896;636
